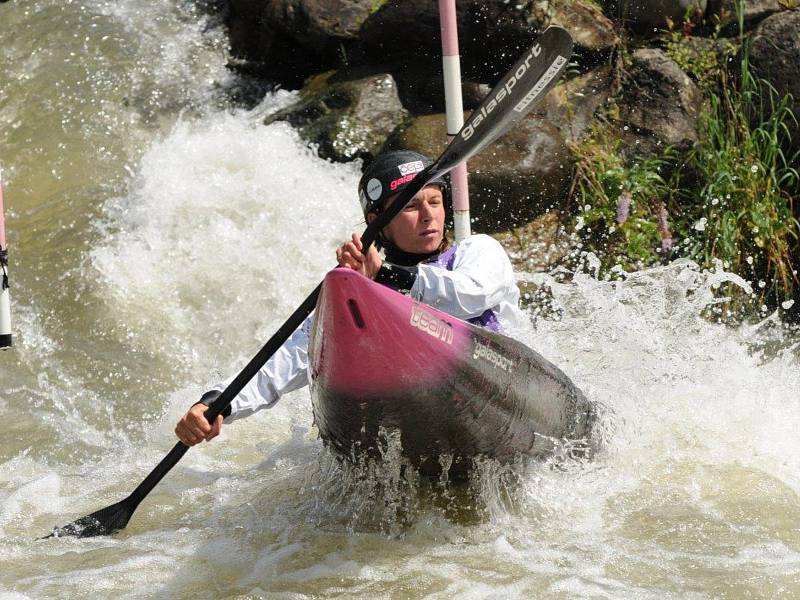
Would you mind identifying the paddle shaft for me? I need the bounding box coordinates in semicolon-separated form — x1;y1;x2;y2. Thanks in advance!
124;286;320;509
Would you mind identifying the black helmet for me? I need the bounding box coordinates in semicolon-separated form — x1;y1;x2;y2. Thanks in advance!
358;150;448;216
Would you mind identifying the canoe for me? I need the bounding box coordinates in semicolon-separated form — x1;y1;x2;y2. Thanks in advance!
308;268;595;477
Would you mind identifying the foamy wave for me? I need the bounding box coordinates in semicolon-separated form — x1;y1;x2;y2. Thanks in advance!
90;104;362;372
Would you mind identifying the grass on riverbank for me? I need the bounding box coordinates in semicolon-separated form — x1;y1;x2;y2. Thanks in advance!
569;118;680;272
682;52;799;311
568;9;799;319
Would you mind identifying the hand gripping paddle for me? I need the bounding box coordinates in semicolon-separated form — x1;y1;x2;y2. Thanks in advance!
45;26;573;538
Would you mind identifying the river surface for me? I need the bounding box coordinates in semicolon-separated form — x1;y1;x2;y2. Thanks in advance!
2;2;800;599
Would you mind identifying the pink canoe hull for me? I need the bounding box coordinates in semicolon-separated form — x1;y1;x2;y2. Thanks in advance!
309;269;594;477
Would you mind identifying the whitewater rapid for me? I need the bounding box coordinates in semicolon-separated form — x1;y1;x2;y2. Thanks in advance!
2;2;800;599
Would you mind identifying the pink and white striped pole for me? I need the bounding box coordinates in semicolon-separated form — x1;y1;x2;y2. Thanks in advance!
0;167;11;349
438;0;471;242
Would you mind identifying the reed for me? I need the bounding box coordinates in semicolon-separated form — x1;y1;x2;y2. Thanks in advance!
684;37;799;308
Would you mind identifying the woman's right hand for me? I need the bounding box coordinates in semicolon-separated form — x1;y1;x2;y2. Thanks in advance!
335;233;382;278
175;403;222;446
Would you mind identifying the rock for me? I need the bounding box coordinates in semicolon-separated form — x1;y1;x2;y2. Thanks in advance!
606;0;707;31
226;0;619;105
491;211;573;273
747;9;800;149
388;73;493;115
226;0;374;88
357;0;533;76
357;0;618;111
265;71;407;162
358;0;452;59
618;49;703;157
537;65;617;144
673;35;739;73
718;0;791;33
407;77;492;114
535;0;620;53
359;0;618;64
356;0;524;94
392;111;573;231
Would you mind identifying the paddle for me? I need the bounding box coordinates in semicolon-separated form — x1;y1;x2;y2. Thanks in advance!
44;26;574;539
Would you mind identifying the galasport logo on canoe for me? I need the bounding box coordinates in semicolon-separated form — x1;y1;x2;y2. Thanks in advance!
390;160;425;191
460;46;568;141
472;340;515;372
410;303;453;344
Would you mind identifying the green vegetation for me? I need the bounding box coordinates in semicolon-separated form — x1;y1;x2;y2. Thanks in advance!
570;120;679;271
569;1;799;318
663;29;736;93
370;0;388;14
682;50;799;308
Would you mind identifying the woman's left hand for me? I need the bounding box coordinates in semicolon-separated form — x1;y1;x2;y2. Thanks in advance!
336;233;382;278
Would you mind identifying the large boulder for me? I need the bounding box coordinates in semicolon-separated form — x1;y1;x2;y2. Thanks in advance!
533;0;619;54
354;0;617;112
716;0;789;34
226;0;618;105
226;0;373;88
605;0;707;31
392;112;573;231
359;0;617;76
358;0;529;83
618;49;704;158
264;71;407;162
747;9;800;150
537;65;617;144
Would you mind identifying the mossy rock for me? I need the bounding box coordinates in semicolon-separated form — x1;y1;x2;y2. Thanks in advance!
266;71;408;162
389;112;574;232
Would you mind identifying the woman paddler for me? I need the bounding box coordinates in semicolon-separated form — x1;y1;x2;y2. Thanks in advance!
175;150;526;446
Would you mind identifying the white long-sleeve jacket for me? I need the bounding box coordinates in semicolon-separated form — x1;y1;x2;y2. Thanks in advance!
209;234;525;422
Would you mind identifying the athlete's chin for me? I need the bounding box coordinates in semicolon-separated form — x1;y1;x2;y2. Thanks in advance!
412;234;442;253
395;234;442;255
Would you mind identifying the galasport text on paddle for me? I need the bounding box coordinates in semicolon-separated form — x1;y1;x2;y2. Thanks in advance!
45;26;574;539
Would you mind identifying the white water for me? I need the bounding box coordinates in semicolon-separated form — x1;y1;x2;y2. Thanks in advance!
2;2;800;599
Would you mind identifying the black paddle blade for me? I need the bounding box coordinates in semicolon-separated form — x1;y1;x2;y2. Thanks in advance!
42;497;134;539
435;25;574;175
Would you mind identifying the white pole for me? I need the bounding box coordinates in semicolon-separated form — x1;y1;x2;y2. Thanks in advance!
0;166;12;349
439;0;471;242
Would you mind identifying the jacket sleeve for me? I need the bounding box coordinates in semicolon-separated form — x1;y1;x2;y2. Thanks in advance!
410;234;517;320
206;314;313;423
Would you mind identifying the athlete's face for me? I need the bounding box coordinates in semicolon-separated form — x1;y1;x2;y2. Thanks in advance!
370;185;446;254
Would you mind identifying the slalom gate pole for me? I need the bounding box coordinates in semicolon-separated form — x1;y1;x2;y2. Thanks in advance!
0;167;11;349
438;0;471;242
